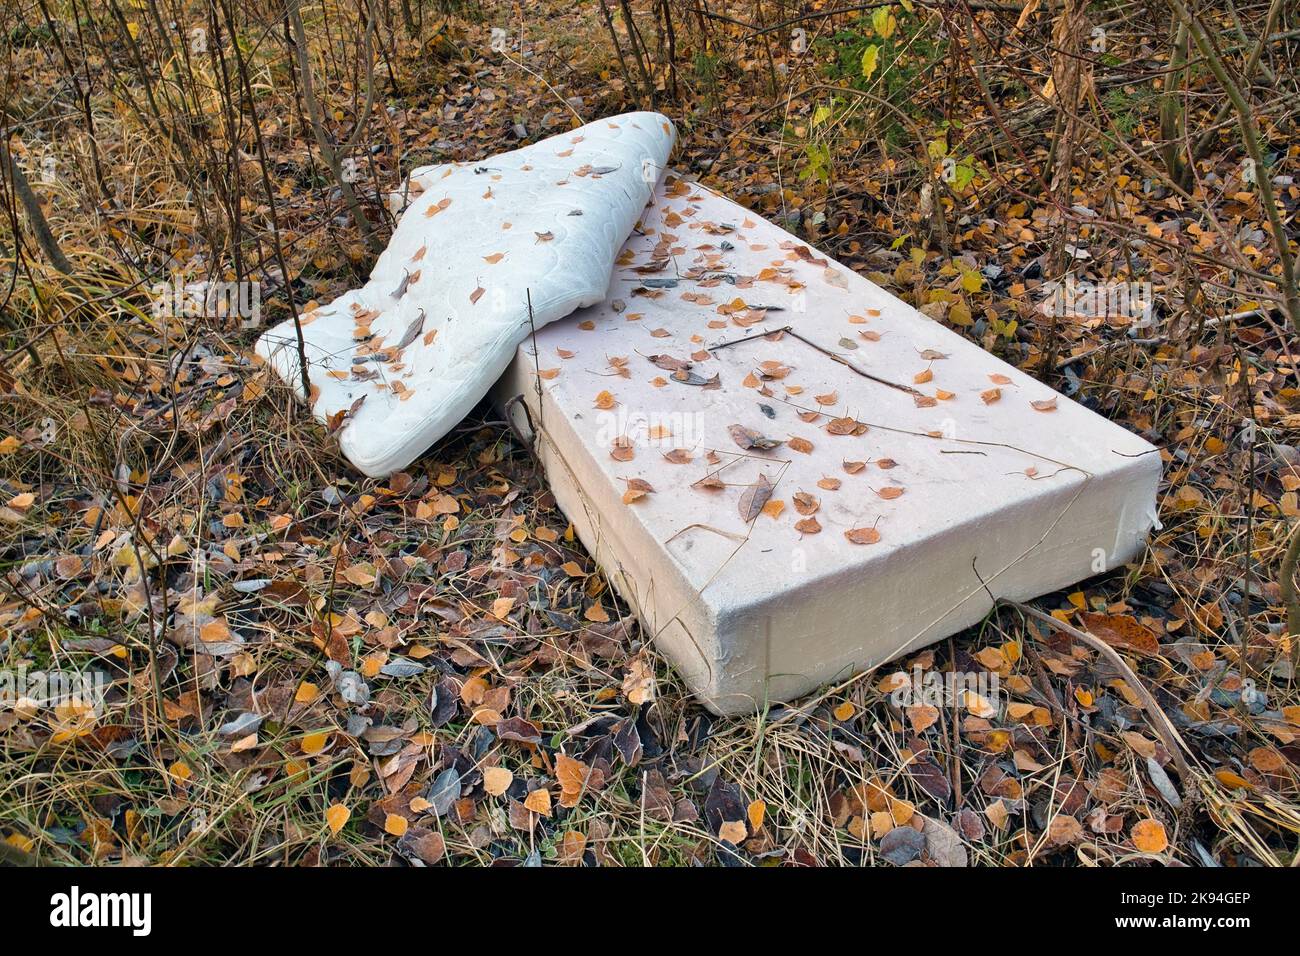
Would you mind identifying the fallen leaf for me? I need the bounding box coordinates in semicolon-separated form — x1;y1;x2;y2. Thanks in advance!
738;474;774;522
1131;818;1168;853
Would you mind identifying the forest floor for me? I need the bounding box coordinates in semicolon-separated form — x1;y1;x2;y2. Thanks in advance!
1;0;1298;866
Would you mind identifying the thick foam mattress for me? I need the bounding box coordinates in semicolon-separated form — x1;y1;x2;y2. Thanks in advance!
496;172;1160;714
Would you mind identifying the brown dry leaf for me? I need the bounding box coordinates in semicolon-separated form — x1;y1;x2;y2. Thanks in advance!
729;423;783;451
470;286;485;305
623;654;656;705
584;603;610;623
1078;612;1160;655
343;564;376;586
826;416;866;436
817;476;842;491
845;527;882;545
1248;747;1285;773
787;436;814;454
718;820;747;844
843;460;866;474
610;437;635;462
423;197;452;218
556;754;597;808
738;474;774;522
909;704;940;733
558;831;587;865
622;477;654;504
795;516;821;534
1031;397;1058;412
1046;814;1084;846
914;368;934;384
876;486;905;500
980;388;1002;404
663;449;693;464
793;492;820;515
200;618;233;643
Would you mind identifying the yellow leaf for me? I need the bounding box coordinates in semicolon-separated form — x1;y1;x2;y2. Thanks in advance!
948;301;973;326
199;618;231;643
747;800;766;831
960;270;983;293
301;731;329;755
1131;818;1168;853
718;820;747;844
325;803;350;835
294;681;319;703
483;766;514;796
871;7;897;37
384;813;409;837
833;700;855;721
860;44;880;79
524;788;552;816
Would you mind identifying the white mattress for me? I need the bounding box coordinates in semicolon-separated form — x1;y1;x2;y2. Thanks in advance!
256;111;676;477
255;112;1160;715
496;173;1162;714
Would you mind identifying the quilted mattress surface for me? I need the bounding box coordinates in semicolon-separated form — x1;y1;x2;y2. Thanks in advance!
255;111;676;477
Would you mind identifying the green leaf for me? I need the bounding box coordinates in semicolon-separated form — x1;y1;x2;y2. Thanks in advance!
953;157;976;191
